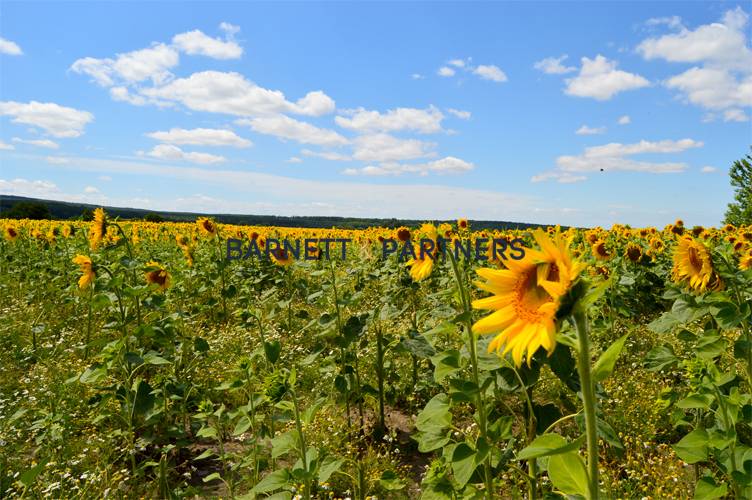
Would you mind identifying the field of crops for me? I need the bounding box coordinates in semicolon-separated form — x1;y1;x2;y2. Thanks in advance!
1;210;751;499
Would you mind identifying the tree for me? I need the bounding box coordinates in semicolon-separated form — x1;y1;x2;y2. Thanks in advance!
724;149;752;226
144;212;165;223
3;201;52;220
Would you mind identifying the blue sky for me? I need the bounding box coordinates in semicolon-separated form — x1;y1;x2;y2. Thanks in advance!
0;2;750;227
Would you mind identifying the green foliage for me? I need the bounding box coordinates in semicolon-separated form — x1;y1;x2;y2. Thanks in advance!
2;201;51;220
724;149;752;226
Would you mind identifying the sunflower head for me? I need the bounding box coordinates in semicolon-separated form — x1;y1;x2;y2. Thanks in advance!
197;217;217;238
72;254;96;289
458;218;469;230
672;237;722;293
472;230;584;366
270;247;294;266
4;225;19;241
740;250;752;271
396;227;411;242
145;261;171;291
88;208;107;250
592;239;611;260
625;243;642;263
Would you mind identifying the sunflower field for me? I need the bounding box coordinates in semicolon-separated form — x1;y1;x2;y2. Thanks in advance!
1;210;751;499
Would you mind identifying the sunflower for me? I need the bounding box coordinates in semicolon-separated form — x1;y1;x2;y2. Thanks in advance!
396;227;411;242
458;218;469;230
270;247;294;266
592;239;611;260
472;230;584;366
72;254;96;289
407;223;438;282
145;261;171;291
740;252;752;271
625;243;642;263
4;225;19;241
88;208;107;250
197;217;217;238
672;237;722;292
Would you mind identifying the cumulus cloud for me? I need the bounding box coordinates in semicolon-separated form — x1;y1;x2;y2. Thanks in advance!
532;138;702;183
637;8;752;118
0;140;14;150
0;178;62;197
343;156;474;176
575;125;606;135
534;55;576;74
12;137;59;149
0;37;22;56
146;127;252;147
447;108;471;120
143;144;226;164
352;133;436;162
301;149;351;161
438;66;456;77
701;166;717;173
71;43;179;86
236;115;348;147
172;29;243;59
565;55;649;100
618;115;631;125
142;71;335;117
473;64;507;82
0;100;94;137
335;106;444;134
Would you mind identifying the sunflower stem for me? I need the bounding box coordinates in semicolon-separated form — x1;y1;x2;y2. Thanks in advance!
573;308;599;500
448;252;494;499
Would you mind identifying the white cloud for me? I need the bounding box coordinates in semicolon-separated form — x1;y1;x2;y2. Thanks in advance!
146;127;252;147
0;100;94;137
565;55;649;100
71;43;179;86
638;8;752;116
144;144;226;164
532;138;702;182
701;166;717;173
0;37;22;56
84;186;100;194
335;106;444;134
447;108;471;120
98;175;112;181
219;22;240;36
534;55;576;74
12;137;59;149
344;156;474;176
352;133;435;162
110;86;147;105
438;66;456;77
723;109;750;122
237;115;348;147
473;64;508;82
0;178;61;197
301;149;351;161
45;156;70;164
618;115;631;125
411;73;425;80
448;59;467;68
645;16;684;30
141;71;335;117
172;29;243;59
575;125;606;135
0;140;14;150
286;156;302;163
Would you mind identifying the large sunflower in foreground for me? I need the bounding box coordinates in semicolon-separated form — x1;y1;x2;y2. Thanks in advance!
672;236;722;292
472;230;584;366
88;208;107;250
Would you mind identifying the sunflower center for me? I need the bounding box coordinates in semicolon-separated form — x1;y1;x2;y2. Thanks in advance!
515;267;554;323
687;247;702;273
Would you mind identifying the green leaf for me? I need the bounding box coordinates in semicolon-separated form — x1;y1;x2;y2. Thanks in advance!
193;449;214;461
673;428;709;464
272;431;297;459
318;456;344;484
18;459;48;488
696;335;726;360
415;393;451;432
264;340;282;364
517;433;585;460
592;334;629;383
252;469;292;494
196;426;218;439
644;345;678;372
451;443;478;488
233;415;252;436
379;470;406;491
430;350;462;383
648;312;679;334
143;352;171;365
677;394;714;410
693;475;728;499
401;334;437;359
547;451;589;497
414;429;451;453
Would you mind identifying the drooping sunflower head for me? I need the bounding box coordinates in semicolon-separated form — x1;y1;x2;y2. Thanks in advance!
88;208;107;250
472;230;585;367
270;247;294;266
197;217;217;238
145;261;171;292
4;225;19;241
72;254;96;289
672;237;722;293
625;243;642;263
592;239;611;260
